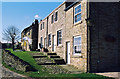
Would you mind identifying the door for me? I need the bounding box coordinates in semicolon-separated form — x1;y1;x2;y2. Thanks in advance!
66;42;70;64
45;38;47;49
52;35;56;51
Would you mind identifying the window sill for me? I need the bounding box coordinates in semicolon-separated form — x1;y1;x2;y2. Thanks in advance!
57;44;63;47
48;45;52;48
73;20;82;26
72;54;83;58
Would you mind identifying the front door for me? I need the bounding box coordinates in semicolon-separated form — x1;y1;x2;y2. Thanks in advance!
66;42;70;64
45;38;47;49
52;35;56;51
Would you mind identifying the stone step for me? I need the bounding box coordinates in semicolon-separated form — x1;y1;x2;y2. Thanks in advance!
38;63;56;65
33;56;47;58
47;53;57;55
53;58;66;65
48;55;60;58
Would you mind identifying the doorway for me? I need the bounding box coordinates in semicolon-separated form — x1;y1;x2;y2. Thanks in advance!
66;42;70;64
52;35;56;51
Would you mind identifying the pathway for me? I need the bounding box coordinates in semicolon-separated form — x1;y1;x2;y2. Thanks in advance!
96;72;120;79
60;65;82;74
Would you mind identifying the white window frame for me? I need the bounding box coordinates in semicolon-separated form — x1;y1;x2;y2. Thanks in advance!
48;34;51;47
73;35;82;56
55;11;58;22
57;30;62;46
40;23;42;30
42;22;44;29
51;15;54;24
74;3;81;24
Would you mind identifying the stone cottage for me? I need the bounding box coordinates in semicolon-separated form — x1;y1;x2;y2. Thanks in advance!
21;19;39;51
38;0;120;72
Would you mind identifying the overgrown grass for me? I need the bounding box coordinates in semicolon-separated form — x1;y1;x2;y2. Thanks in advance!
2;49;114;79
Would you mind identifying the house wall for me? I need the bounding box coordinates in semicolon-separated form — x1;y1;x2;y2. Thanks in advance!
21;20;38;51
89;2;120;72
21;27;32;51
47;3;66;58
65;1;88;72
38;18;47;49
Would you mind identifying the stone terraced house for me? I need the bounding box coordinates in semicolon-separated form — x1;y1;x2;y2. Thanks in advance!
38;0;120;72
21;19;39;51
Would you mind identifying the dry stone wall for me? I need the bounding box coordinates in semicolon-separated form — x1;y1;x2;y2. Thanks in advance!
2;50;37;72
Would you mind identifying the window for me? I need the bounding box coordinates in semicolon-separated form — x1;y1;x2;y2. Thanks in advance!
41;37;43;48
51;12;58;24
57;30;62;45
73;36;81;54
51;15;54;23
74;4;81;23
55;12;58;21
28;32;30;35
40;24;42;30
48;34;51;46
43;22;44;29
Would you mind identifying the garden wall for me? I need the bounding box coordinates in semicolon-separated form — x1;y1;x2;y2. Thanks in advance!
2;50;37;72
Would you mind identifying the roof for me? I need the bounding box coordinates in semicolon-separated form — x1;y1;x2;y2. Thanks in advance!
64;0;80;11
21;25;32;34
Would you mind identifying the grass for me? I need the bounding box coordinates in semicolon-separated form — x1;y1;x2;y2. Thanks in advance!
2;48;114;79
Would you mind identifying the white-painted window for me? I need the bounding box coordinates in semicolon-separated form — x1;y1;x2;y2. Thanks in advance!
73;35;81;55
40;24;42;30
48;34;51;46
43;22;44;29
74;4;81;23
51;15;54;23
57;30;62;45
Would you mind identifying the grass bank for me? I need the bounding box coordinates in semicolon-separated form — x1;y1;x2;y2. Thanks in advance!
2;49;114;79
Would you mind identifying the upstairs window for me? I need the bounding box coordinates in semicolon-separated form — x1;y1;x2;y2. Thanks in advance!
74;4;81;23
40;24;42;30
48;34;51;46
73;36;81;55
51;15;54;24
43;22;44;29
55;12;58;21
57;30;62;45
51;11;58;24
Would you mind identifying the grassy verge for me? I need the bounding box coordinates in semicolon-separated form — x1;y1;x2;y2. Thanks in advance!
2;49;114;79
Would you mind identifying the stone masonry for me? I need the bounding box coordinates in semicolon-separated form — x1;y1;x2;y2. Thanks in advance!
2;50;37;72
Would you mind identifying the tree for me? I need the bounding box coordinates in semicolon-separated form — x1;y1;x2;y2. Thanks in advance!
2;26;20;51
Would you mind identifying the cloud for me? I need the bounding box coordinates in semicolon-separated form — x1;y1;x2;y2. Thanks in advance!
34;15;40;19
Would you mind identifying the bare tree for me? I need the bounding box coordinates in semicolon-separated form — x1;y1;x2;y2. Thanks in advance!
2;26;20;51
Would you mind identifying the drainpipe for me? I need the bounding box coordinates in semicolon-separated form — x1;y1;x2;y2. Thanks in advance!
86;0;90;73
46;17;49;48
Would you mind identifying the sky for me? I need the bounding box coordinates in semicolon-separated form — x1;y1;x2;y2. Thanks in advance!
1;1;64;43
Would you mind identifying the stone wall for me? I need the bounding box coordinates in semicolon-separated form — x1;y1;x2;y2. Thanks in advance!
38;18;48;49
2;50;37;72
64;1;88;72
89;2;120;72
47;2;66;58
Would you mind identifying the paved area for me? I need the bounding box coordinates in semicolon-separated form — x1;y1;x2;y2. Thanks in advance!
60;65;82;74
96;72;120;79
60;65;120;79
